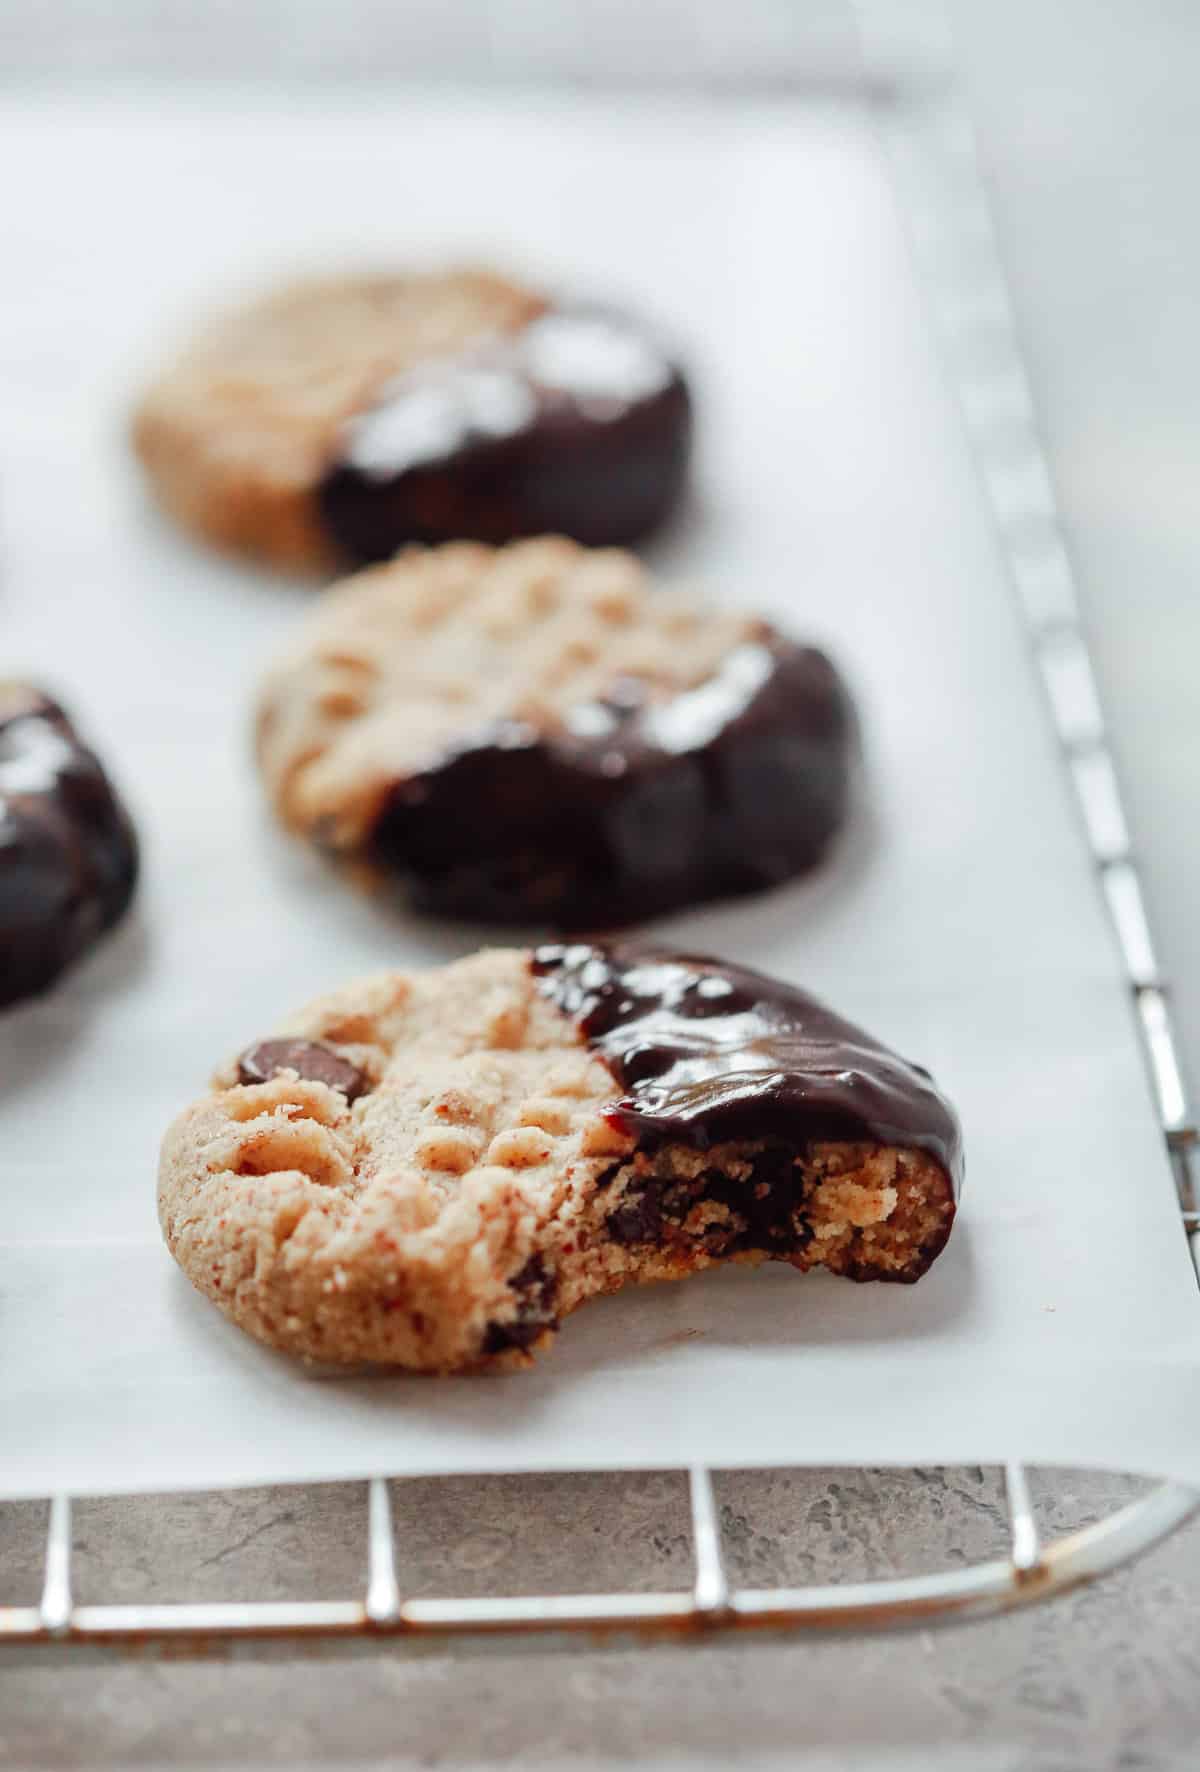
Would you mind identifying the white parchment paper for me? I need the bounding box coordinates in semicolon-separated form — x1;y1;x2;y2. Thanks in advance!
3;90;1199;1498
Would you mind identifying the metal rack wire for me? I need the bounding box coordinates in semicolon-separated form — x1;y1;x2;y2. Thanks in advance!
3;76;1198;1656
885;84;1200;1262
0;1467;1194;1651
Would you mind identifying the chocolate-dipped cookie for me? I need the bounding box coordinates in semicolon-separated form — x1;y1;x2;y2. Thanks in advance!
255;537;856;926
132;272;690;572
158;945;960;1370
0;684;139;1008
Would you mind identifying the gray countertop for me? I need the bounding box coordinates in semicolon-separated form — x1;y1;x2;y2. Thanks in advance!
3;3;1200;1766
2;1466;1200;1771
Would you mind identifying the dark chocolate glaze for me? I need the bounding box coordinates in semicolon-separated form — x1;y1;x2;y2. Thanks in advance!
317;308;691;560
0;685;138;1010
532;942;963;1195
237;1037;370;1103
368;633;856;928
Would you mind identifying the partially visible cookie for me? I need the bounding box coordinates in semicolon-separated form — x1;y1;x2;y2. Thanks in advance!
132;271;690;571
158;943;962;1372
255;537;856;925
0;684;139;1008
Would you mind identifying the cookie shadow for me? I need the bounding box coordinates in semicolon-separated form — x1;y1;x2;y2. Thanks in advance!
287;1221;976;1444
0;908;151;1097
252;819;486;966
638;476;715;571
552;1216;978;1373
128;485;332;605
155;1216;975;1492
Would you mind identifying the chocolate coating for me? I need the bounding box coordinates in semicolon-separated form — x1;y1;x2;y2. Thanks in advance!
532;941;963;1194
237;1038;370;1103
0;685;138;1010
369;633;856;928
318;309;691;560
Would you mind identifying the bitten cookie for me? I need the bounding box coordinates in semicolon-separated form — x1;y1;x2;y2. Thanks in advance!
158;943;961;1372
0;684;139;1009
255;537;857;925
132;270;690;571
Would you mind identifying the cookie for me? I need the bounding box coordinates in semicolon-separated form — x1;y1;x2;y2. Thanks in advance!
158;943;961;1371
255;537;856;925
132;271;690;572
0;684;139;1009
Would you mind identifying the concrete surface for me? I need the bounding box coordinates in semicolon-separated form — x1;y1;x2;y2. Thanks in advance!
4;1466;1200;1771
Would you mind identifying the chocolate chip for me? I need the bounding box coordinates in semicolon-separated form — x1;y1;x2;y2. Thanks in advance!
606;1190;663;1247
236;1037;370;1102
605;1148;815;1258
480;1317;544;1355
481;1254;559;1356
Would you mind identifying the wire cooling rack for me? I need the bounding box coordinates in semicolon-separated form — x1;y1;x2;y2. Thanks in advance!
2;71;1198;1655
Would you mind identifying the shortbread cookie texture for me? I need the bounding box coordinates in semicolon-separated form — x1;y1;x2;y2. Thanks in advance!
255;537;856;925
158;944;961;1372
0;684;138;1009
131;271;689;571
